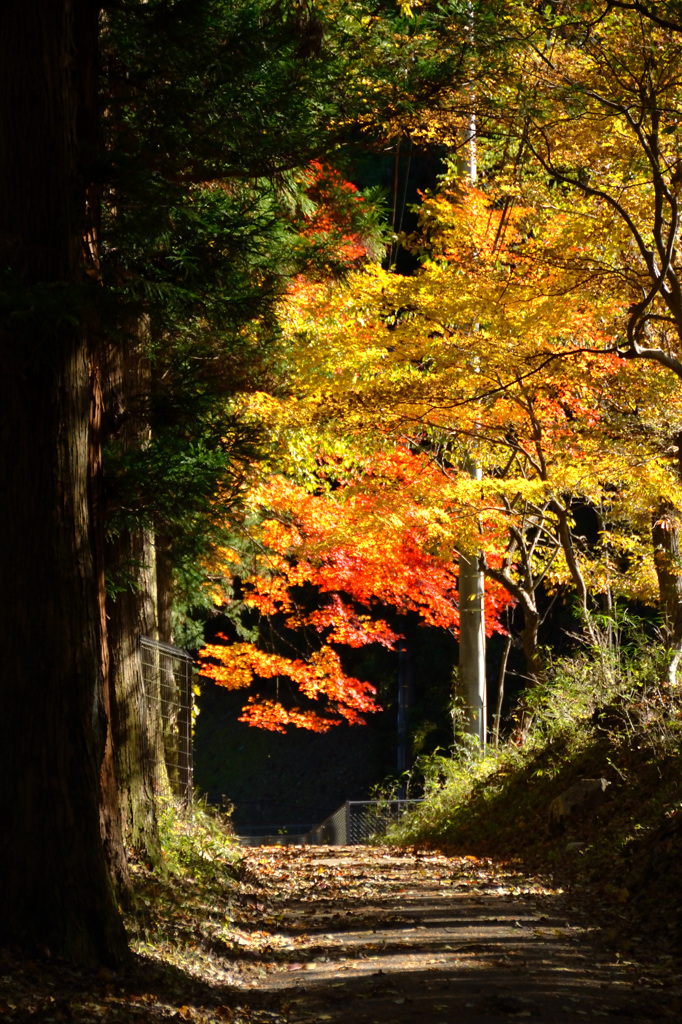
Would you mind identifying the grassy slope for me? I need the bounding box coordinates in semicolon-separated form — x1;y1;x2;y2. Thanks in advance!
389;651;682;959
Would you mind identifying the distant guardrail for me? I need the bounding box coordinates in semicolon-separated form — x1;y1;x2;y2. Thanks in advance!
309;799;422;846
232;799;422;847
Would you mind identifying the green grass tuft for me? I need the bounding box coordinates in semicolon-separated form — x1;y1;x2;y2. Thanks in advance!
157;797;243;885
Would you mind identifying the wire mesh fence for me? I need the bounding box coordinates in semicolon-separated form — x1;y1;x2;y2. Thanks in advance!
309;800;422;845
308;803;349;845
139;636;194;805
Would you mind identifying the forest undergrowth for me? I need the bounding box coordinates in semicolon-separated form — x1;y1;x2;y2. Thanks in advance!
388;628;682;961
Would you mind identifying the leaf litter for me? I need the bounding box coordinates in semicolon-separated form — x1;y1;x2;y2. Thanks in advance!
1;842;681;1023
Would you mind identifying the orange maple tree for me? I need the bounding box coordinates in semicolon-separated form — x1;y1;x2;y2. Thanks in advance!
204;5;682;733
199;446;512;731
201;169;679;730
246;179;682;698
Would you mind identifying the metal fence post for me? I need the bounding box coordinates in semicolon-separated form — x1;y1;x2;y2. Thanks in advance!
178;654;193;806
139;635;194;807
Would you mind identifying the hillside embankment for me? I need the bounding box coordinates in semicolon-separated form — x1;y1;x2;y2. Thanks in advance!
389;653;682;963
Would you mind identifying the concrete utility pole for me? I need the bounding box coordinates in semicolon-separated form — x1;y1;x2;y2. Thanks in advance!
458;505;487;747
457;27;487;748
396;640;414;793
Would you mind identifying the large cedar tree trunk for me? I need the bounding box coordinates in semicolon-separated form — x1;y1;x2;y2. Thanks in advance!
0;0;127;963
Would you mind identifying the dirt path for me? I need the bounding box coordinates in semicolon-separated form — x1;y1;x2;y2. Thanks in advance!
224;845;678;1023
1;844;679;1022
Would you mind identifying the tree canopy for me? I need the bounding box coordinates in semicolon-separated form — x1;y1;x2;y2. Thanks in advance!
198;0;682;729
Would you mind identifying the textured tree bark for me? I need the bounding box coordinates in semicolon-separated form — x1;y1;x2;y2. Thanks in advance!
0;0;127;963
106;530;166;867
103;334;167;868
91;353;131;897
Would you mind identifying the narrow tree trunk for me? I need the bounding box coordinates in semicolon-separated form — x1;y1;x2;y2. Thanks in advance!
493;633;512;748
653;506;682;643
552;502;598;642
653;504;682;684
156;538;196;803
107;529;167;867
479;552;543;737
457;456;486;747
91;354;130;896
520;607;543;685
512;605;543;737
0;0;127;964
103;336;167;867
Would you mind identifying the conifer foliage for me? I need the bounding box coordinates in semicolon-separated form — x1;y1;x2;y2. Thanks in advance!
0;0;477;962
